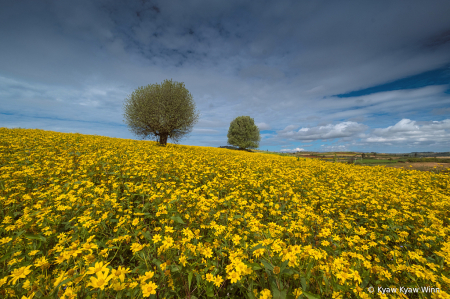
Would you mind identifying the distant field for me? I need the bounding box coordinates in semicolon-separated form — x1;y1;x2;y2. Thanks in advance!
251;150;450;174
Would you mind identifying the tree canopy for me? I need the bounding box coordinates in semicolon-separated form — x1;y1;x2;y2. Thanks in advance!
122;79;200;146
227;116;261;150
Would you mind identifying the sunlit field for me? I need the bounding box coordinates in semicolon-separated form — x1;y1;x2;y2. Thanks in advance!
1;127;449;299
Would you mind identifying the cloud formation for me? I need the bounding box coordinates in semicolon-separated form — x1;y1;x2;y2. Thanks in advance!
0;0;449;153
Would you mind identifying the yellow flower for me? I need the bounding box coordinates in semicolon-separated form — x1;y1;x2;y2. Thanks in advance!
111;281;127;291
160;263;167;271
0;276;8;287
162;236;174;249
293;288;303;296
131;243;144;254
85;261;110;276
34;256;50;268
273;266;280;275
87;269;113;290
0;237;13;245
140;271;155;283
179;254;187;266
111;266;131;282
153;234;162;243
321;240;330;246
20;292;36;299
332;291;343;299
53;272;69;288
22;279;31;290
82;242;98;254
206;273;214;282
86;235;96;243
1;216;13;224
28;250;40;256
235;262;248;275
336;271;352;283
99;248;109;258
232;235;241;245
214;275;223;287
141;281;158;297
61;287;77;299
55;253;69;265
132;218;140;226
259;288;272;299
227;270;240;283
128;281;139;289
9;265;33;285
203;247;213;258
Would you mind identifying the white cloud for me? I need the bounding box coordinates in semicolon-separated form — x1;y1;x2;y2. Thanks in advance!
365;119;450;145
192;128;220;133
256;122;271;130
279;121;369;141
280;147;307;152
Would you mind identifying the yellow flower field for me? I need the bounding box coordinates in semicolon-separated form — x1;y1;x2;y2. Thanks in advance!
0;127;449;299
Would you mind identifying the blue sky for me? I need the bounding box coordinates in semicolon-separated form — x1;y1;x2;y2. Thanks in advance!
1;0;450;153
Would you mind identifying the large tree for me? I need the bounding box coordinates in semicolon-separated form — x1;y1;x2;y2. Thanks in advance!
122;79;200;146
227;116;261;150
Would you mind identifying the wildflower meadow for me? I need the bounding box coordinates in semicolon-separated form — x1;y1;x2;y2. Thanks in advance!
0;127;449;299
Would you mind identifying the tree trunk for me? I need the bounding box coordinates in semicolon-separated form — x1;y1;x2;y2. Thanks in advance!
159;133;168;146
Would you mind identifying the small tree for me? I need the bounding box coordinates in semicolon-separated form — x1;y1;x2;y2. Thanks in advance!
227;116;261;150
122;79;200;146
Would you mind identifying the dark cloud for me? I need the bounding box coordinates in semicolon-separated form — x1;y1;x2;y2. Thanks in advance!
0;0;449;153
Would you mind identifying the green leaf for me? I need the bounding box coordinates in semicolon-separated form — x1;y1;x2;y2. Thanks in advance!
195;273;201;288
170;265;181;272
250;244;265;252
303;291;321;299
279;260;289;273
322;273;329;289
247;290;257;299
270;278;287;299
250;263;263;271
261;260;274;272
281;268;294;275
406;273;416;281
13;230;26;241
170;216;185;224
247;281;256;299
360;275;370;289
188;272;193;291
305;261;314;280
24;234;46;242
300;277;308;292
0;249;13;263
206;284;215;297
142;231;152;240
275;289;288;299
